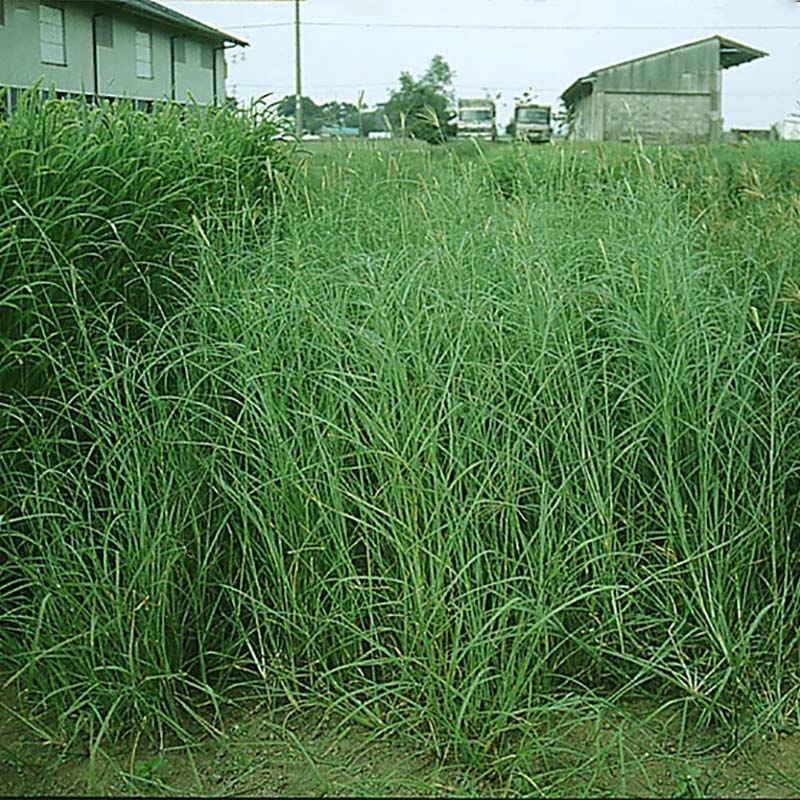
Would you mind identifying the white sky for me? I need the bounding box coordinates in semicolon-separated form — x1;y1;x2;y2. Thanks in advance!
167;0;800;128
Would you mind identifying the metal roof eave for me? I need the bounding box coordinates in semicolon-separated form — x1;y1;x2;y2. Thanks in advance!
561;74;596;109
717;36;768;69
99;0;249;46
559;34;767;109
580;34;766;78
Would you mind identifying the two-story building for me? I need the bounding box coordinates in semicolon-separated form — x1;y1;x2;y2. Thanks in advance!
0;0;248;110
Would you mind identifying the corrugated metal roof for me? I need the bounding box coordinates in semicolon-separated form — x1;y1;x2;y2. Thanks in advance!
561;34;766;108
97;0;248;46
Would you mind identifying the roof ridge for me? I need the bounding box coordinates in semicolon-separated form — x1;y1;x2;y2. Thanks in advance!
561;33;767;106
102;0;248;46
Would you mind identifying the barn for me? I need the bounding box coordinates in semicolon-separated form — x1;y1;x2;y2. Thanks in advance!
561;34;767;144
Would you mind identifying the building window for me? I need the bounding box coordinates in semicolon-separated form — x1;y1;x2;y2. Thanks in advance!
40;3;66;65
136;30;153;78
95;15;113;48
201;46;215;70
172;37;186;64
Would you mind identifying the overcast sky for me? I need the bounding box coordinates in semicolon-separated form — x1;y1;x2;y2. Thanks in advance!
167;0;799;128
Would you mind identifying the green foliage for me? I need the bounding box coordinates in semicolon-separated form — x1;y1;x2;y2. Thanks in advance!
672;765;706;798
357;104;389;136
318;100;362;130
0;89;294;400
0;93;296;755
133;755;164;782
421;53;456;95
384;55;456;143
276;94;324;134
276;94;377;135
1;133;799;795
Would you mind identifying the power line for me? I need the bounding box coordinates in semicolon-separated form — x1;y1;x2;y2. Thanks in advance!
227;22;292;28
236;82;395;89
226;20;800;31
236;82;566;91
234;81;796;95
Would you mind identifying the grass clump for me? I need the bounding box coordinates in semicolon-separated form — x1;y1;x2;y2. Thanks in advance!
0;92;295;756
1;130;800;794
0;89;294;396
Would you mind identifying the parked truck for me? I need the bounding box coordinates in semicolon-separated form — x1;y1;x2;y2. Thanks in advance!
513;103;552;143
456;98;497;140
780;116;800;141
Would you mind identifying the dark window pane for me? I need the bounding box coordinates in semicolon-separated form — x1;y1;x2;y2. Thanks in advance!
95;15;113;47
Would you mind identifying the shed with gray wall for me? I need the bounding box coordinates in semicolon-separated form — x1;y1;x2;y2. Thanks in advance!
561;35;767;144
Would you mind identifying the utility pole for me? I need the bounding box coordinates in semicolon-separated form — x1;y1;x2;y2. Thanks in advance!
294;0;302;137
188;0;304;128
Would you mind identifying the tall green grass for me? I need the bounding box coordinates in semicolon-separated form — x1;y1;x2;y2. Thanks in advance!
0;89;293;397
0;92;294;751
1;122;799;793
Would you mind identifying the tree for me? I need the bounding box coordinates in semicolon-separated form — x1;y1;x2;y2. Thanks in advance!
356;103;389;136
514;87;538;106
275;95;324;134
422;54;455;99
275;96;383;136
383;55;456;144
318;100;360;129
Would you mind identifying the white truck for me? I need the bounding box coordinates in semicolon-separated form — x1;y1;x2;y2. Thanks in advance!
780;116;800;141
513;103;552;143
456;98;497;140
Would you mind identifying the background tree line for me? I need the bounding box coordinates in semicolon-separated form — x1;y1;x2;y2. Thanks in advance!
275;55;456;143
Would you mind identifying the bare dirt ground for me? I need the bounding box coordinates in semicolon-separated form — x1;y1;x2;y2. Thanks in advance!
0;684;486;797
2;683;800;798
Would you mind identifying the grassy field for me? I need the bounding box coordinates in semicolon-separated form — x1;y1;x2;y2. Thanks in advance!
1;97;800;796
